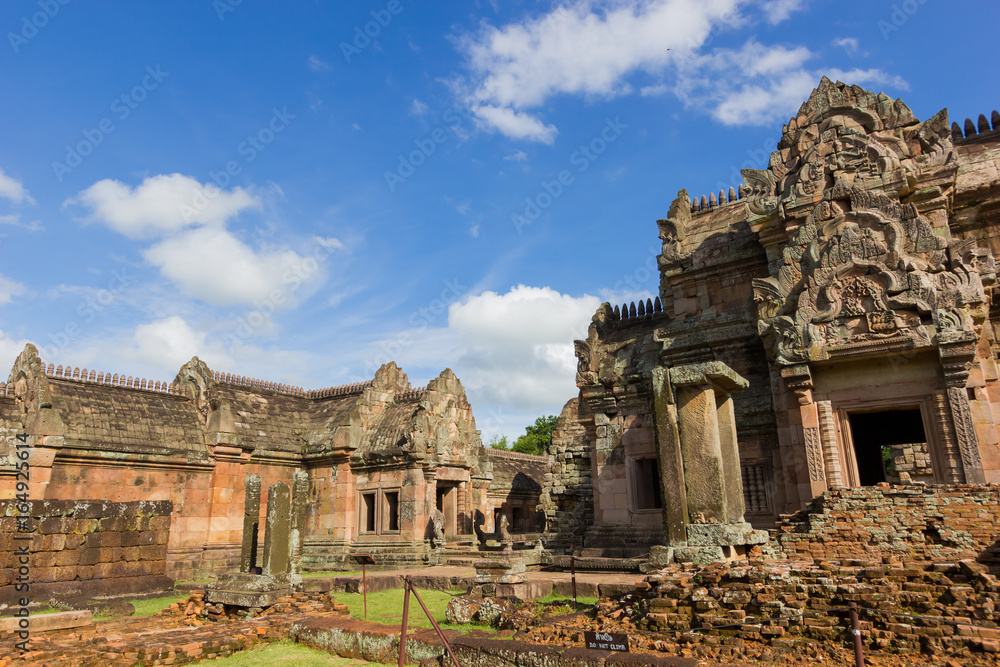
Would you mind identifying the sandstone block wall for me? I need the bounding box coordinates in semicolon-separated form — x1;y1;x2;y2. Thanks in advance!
0;499;173;606
775;484;1000;563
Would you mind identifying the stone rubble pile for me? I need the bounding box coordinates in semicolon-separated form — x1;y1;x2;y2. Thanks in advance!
614;557;1000;660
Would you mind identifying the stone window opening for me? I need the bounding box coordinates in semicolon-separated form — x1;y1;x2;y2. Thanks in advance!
846;409;927;486
359;489;403;535
384;491;399;532
361;492;376;533
631;457;663;510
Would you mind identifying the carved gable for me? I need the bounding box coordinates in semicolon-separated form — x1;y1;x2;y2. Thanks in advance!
744;78;995;365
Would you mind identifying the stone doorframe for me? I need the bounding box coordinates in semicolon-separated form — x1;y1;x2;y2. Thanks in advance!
828;394;961;488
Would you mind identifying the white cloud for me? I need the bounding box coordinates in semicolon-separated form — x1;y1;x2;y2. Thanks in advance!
130;316;209;370
0;330;31;374
760;0;807;24
0;274;25;305
675;40;908;126
143;226;324;307
472;105;558;144
0;214;42;232
504;150;528;162
0;168;34;205
447;285;600;408
67;174;259;240
457;0;898;137
458;0;740;141
833;37;859;56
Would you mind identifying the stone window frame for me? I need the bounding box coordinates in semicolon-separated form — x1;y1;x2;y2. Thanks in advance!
382;489;401;534
359;491;377;534
626;454;663;514
833;395;941;488
357;487;404;536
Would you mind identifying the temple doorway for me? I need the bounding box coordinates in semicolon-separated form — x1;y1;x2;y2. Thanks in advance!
436;483;458;536
847;408;927;486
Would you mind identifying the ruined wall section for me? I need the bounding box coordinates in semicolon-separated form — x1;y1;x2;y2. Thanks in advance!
542;397;590;550
0;499;172;607
572;310;670;550
775;484;1000;564
0;388;20;477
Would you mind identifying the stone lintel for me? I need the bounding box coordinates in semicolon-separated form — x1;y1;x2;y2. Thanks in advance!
669;361;748;393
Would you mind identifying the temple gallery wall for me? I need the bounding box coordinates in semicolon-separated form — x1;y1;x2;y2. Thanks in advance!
3;79;1000;602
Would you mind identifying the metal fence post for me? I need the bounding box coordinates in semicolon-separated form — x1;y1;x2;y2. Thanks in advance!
849;602;865;667
398;576;411;667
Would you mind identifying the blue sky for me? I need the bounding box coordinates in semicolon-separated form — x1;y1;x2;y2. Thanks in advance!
0;0;997;441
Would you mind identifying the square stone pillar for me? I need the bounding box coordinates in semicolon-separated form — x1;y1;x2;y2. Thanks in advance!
716;393;745;523
239;474;261;573
290;471;309;584
675;383;728;523
651;367;689;545
262;482;291;577
669;362;749;525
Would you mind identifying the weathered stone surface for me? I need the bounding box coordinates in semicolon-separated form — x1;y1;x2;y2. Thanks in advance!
0;610;91;633
0;499;173;606
685;522;768;547
551;77;1000;549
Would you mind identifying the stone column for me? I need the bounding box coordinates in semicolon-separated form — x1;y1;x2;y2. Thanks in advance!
946;386;986;484
716;393;745;523
240;474;261;573
651;367;688;545
262;482;292;577
675;383;728;523
290;471;309;583
816;401;844;488
940;342;986;484
668;361;750;526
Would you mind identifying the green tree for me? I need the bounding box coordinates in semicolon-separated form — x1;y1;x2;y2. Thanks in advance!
512;415;559;455
487;434;510;450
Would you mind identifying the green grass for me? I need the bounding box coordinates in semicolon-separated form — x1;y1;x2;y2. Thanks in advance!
193;639;381;665
335;588;491;633
92;594;185;621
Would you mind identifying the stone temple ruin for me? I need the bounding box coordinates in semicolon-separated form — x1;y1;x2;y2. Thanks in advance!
544;77;1000;560
0;347;547;605
3;79;1000;638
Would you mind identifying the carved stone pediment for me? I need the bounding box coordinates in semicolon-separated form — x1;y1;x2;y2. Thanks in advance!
172;356;216;421
744;79;991;365
8;344;65;436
